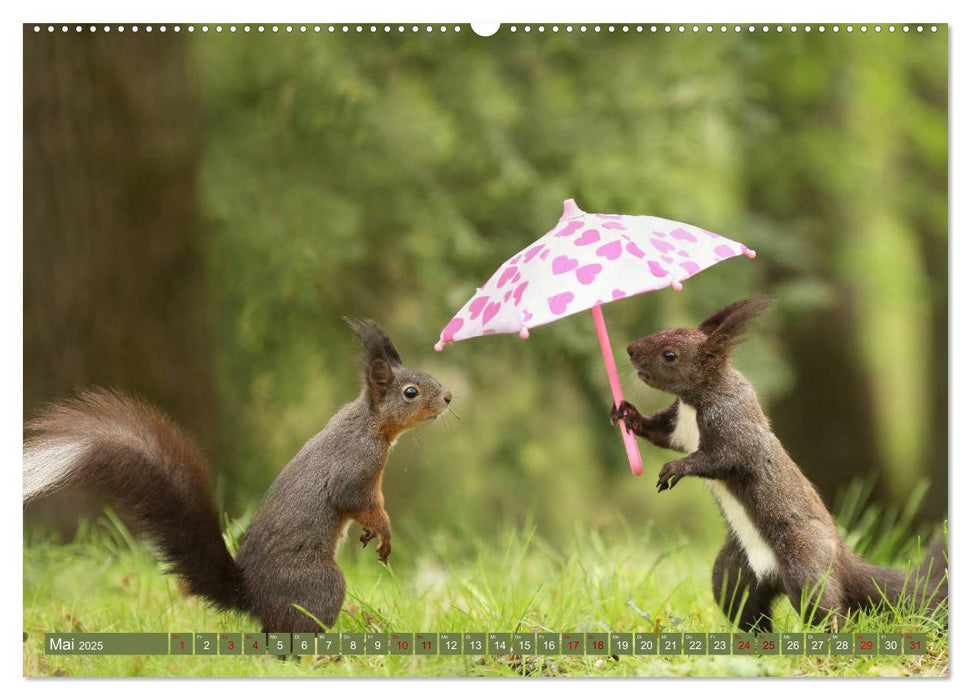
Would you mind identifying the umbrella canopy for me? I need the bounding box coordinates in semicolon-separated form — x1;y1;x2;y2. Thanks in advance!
436;199;756;476
436;199;755;349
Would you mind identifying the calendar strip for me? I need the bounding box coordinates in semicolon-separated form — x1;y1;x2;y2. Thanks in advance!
42;632;930;656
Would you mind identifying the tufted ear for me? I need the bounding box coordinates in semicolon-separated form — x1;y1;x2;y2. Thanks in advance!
700;297;774;359
345;316;402;401
344;316;403;366
367;357;393;393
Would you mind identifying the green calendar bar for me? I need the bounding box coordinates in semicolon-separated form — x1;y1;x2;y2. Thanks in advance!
341;633;365;655
879;634;902;655
463;633;486;654
488;632;511;655
708;633;731;655
415;633;438;655
684;633;705;655
170;633;192;655
610;633;633;655
585;633;608;655
855;633;878;656
733;633;756;655
219;633;242;655
439;633;462;655
659;632;682;655
512;633;536;655
44;633;168;655
316;632;339;655
39;631;933;656
831;633;853;656
904;633;928;655
537;632;559;654
561;633;583;655
195;633;217;655
292;633;315;655
635;633;658;655
267;633;290;654
781;633;804;655
366;633;389;655
243;632;266;655
807;633;830;655
390;633;413;655
757;633;780;655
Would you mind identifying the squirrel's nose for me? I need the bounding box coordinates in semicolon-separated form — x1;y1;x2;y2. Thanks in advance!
443;392;452;404
627;343;635;357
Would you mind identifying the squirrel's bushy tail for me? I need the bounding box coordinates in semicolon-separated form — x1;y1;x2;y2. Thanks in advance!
844;534;948;615
23;388;246;612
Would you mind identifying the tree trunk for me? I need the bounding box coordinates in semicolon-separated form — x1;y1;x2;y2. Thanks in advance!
23;27;214;536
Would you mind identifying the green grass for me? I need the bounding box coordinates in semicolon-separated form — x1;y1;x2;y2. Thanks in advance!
23;498;947;677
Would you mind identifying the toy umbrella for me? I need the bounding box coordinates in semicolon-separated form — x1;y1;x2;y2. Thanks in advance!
435;198;756;476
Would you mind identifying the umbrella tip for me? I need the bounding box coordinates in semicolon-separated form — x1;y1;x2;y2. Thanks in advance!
670;280;684;292
519;325;530;339
561;198;582;219
744;247;757;259
434;340;445;352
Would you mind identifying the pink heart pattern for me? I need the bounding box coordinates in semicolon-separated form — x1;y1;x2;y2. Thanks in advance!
468;296;489;320
596;240;622;260
513;281;529;305
648;261;669;278
497;265;519;288
554;221;584;237
552;255;579;275
575;264;602;285
651;238;676;253
524;244;544;262
441;317;464;343
547;292;574;315
575;229;601;246
482;302;501;325
437;203;751;347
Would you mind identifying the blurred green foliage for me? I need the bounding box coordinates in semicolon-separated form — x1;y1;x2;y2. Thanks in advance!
184;29;946;540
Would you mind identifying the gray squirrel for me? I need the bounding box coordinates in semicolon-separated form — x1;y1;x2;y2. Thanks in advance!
610;297;947;631
23;317;452;633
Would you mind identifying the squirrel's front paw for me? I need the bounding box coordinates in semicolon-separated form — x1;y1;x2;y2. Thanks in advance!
360;529;376;548
657;459;690;492
377;541;391;564
610;400;639;426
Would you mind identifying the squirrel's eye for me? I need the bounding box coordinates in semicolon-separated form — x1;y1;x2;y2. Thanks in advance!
403;386;420;399
662;350;678;362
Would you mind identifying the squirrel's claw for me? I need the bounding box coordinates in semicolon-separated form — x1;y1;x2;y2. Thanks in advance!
657;459;687;492
657;476;682;492
610;400;636;426
360;529;376;548
377;542;391;564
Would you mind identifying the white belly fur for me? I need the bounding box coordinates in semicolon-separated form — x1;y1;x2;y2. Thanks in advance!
672;402;780;580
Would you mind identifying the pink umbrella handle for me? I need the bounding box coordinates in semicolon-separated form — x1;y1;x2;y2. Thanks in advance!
591;304;644;476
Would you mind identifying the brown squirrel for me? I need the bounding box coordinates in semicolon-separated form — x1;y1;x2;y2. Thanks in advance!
610;298;947;632
23;317;452;633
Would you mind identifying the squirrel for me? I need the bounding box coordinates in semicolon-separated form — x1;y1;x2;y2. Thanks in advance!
610;297;947;632
23;317;452;633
